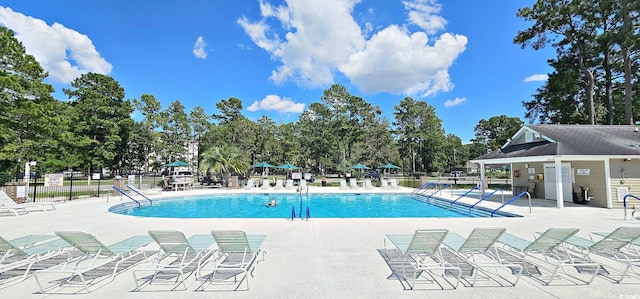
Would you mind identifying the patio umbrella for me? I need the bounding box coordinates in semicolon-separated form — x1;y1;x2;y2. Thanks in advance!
350;163;370;178
252;162;275;178
379;163;400;169
379;163;400;177
252;162;275;168
350;163;370;170
162;161;190;167
276;163;299;170
277;163;299;179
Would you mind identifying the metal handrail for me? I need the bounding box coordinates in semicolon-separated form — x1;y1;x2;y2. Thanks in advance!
412;181;434;194
112;185;141;208
418;182;440;196
623;194;640;220
450;186;479;206
469;189;501;211
125;185;153;206
416;182;439;196
490;191;531;217
426;184;452;199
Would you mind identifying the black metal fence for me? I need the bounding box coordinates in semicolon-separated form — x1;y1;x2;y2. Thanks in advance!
2;173;164;203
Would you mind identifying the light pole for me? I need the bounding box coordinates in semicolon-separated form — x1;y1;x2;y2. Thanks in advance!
411;149;416;175
24;161;36;201
15;158;21;182
452;148;457;171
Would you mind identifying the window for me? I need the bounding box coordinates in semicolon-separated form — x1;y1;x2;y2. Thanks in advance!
525;131;533;143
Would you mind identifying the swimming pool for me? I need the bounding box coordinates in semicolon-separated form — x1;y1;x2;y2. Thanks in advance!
109;193;519;218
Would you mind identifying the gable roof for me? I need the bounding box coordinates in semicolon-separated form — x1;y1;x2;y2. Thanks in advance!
473;124;640;162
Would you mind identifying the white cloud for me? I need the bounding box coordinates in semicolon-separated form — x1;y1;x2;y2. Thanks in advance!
523;74;548;82
247;94;305;113
240;0;365;88
0;6;112;83
238;0;466;97
341;26;466;96
444;97;466;108
192;36;208;59
403;0;447;35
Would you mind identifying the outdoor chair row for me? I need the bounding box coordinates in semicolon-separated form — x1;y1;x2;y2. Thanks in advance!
338;178;399;189
0;229;267;293
244;178;302;190
383;226;640;290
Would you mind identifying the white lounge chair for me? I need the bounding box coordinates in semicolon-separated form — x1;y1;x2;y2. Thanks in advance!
0;191;55;214
243;178;255;189
285;179;295;190
364;179;374;189
442;227;522;286
133;230;215;290
384;229;462;290
565;227;640;283
34;231;153;293
299;179;307;190
0;235;73;288
497;228;600;285
380;179;389;189
274;179;284;190
339;179;348;190
260;179;272;190
389;179;399;189
197;230;267;291
349;179;359;189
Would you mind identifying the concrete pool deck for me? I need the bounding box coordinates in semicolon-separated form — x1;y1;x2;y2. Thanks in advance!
1;186;639;298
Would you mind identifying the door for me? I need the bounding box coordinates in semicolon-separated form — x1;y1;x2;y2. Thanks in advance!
543;163;573;202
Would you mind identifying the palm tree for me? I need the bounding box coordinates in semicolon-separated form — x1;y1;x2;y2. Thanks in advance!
199;145;249;187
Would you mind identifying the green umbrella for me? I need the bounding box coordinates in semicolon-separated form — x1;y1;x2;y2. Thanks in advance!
252;162;275;168
277;163;299;170
253;162;275;179
350;163;370;169
379;163;400;177
162;161;190;167
350;163;369;178
379;163;400;169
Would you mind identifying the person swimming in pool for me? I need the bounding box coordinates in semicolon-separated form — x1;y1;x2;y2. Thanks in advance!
267;198;277;207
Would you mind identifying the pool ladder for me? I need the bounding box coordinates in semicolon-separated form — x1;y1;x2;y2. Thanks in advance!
623;194;640;220
293;186;310;220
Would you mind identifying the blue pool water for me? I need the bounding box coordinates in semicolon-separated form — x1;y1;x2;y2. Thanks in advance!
109;193;518;218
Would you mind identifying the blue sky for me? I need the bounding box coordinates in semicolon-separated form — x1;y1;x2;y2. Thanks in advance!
0;0;553;143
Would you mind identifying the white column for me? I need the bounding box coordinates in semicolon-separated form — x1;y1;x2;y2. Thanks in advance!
23;161;36;200
479;162;486;196
554;158;564;208
604;158;612;208
23;162;30;184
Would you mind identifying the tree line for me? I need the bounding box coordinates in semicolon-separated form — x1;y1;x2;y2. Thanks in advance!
2;26;526;180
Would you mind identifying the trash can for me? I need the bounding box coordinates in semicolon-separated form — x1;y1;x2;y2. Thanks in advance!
112;175;123;195
321;177;327;187
230;176;239;189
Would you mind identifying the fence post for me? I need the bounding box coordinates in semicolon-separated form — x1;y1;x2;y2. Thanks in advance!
32;175;37;202
68;172;74;201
